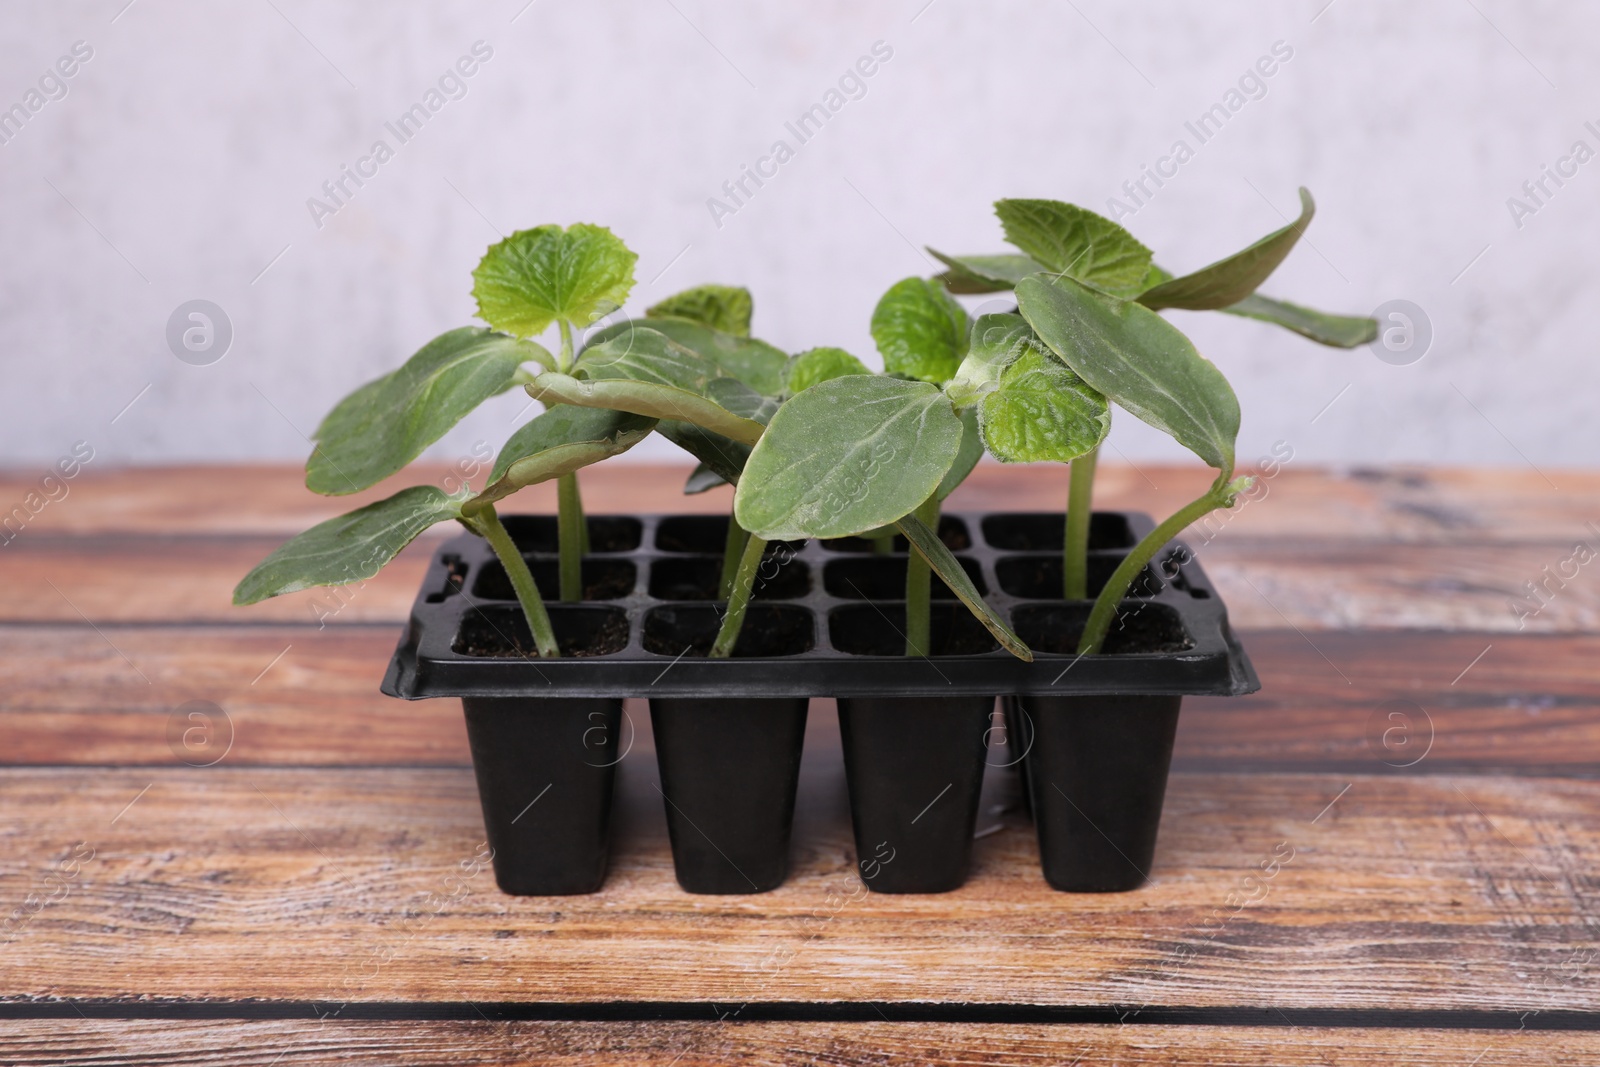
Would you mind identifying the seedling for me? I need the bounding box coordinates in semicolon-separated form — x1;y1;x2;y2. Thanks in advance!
931;189;1378;651
235;224;661;657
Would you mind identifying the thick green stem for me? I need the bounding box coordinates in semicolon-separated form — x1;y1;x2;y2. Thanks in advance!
870;532;894;555
719;513;751;599
710;532;768;658
1064;446;1098;600
1077;483;1232;655
557;473;584;602
905;494;940;657
476;504;559;658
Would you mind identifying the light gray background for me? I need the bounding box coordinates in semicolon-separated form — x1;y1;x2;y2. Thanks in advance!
2;0;1595;474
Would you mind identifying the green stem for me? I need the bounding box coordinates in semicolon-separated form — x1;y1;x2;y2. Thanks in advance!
1064;446;1099;600
719;513;751;599
1077;483;1232;656
557;320;575;373
870;532;894;555
557;473;584;602
905;494;940;657
710;532;768;658
476;504;559;658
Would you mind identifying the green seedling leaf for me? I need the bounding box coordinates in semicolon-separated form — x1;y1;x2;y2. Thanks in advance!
937;406;984;501
307;327;551;496
659;421;753;486
945;312;1041;407
587;318;788;395
706;376;781;424
735;376;964;540
784;347;872;394
1138;188;1315;311
233;486;463;605
472;223;637;337
684;462;728;494
573;323;718;390
994;199;1154;298
1017;274;1240;474
466;406;656;512
928;250;1045;294
1222;292;1379;347
646;284;753;337
529;373;765;446
979;347;1110;464
896;512;1032;661
871;277;969;384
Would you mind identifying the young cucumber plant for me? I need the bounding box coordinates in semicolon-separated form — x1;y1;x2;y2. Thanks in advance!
236;224;667;657
932;189;1377;648
528;279;1027;661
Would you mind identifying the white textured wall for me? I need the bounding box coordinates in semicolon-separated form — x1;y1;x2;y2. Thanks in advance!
1;0;1596;476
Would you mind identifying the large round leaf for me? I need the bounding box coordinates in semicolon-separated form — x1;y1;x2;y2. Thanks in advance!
979;347;1110;464
472;224;637;338
994;199;1155;298
734;376;964;540
870;277;969;384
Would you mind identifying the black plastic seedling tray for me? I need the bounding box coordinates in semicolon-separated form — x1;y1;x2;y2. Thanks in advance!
382;510;1258;897
382;511;1259;701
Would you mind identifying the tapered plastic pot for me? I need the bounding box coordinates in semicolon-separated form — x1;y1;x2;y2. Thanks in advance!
461;696;622;895
650;697;809;893
1016;694;1181;892
836;696;993;893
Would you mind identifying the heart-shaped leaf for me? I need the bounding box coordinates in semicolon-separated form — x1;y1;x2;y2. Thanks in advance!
1222;292;1378;347
646;284;753;337
587;318;788;396
1017;274;1240;475
929;250;1045;294
994;200;1154;298
735;376;964;540
233;485;464;604
783;347;872;394
472;224;637;338
979;346;1110;464
467;406;656;511
896;512;1031;661
1138;188;1315;311
307;327;551;496
871;277;969;384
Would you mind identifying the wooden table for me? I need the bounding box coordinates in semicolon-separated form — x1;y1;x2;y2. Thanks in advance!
2;463;1596;1065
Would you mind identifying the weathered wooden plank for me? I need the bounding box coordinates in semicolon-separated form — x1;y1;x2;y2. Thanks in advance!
0;1020;1595;1066
3;628;1595;771
4;530;1598;632
0;464;1593;542
0;767;1595;1010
